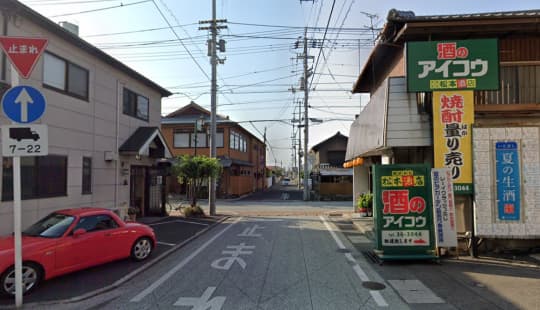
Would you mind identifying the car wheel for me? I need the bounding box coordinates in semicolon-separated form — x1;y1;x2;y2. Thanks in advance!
131;237;153;261
0;263;42;296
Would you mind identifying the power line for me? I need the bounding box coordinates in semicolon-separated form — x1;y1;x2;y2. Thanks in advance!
49;0;151;18
150;0;210;81
309;0;336;89
83;23;198;38
26;0;120;5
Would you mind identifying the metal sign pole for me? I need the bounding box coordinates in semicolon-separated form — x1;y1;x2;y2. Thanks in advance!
0;37;49;308
13;155;22;307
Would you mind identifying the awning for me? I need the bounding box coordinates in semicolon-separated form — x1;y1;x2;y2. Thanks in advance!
319;168;353;176
345;79;389;161
119;127;172;158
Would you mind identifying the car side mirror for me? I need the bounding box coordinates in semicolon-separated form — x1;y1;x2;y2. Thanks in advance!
73;228;87;237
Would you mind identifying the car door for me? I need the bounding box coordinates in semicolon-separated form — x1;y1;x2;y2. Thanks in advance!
54;215;108;274
93;214;132;260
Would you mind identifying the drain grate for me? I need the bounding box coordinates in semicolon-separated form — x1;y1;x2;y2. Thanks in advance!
337;248;351;253
362;281;386;291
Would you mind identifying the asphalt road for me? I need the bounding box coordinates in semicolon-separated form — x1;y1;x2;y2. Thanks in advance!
57;216;409;310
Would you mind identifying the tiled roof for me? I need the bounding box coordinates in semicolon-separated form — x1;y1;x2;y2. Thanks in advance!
387;9;540;22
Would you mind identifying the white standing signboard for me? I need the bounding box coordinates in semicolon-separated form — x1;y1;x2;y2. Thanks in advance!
431;168;458;248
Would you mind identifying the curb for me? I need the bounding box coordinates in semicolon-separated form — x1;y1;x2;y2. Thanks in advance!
5;215;231;309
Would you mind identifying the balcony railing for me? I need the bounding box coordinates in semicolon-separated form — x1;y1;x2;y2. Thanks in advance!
475;65;540;106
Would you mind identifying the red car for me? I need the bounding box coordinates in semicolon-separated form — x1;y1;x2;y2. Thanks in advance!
0;208;156;296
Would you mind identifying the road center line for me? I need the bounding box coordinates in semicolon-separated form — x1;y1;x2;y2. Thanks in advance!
319;216;388;307
130;217;241;303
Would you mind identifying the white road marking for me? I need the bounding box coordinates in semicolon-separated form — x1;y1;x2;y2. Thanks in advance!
157;241;176;247
352;264;370;282
238;224;264;237
247;218;284;222
320;216;346;249
211;243;255;270
149;219;210;226
130;217;241;303
370;291;389;307
174;286;226;309
319;216;388;307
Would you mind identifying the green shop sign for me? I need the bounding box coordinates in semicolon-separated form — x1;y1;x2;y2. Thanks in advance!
372;164;437;261
406;39;499;92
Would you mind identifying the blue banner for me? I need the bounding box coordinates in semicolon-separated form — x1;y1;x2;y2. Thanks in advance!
495;142;520;221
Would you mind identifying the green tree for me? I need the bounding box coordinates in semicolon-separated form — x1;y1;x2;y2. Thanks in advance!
172;155;222;208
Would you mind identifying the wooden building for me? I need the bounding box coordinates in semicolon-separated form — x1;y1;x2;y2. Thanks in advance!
161;102;266;198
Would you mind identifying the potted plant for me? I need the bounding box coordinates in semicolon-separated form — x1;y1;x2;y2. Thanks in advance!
357;192;373;217
363;192;373;217
127;207;138;221
356;195;367;216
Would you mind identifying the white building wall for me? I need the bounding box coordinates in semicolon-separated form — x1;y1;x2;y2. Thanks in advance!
473;127;540;238
0;13;164;234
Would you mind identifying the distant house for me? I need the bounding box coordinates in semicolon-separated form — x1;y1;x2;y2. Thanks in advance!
310;132;352;200
161;102;266;198
0;0;172;235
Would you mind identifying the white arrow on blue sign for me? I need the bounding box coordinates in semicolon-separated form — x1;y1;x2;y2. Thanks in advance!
2;85;46;124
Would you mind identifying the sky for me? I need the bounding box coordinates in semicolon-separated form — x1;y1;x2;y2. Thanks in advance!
19;0;540;169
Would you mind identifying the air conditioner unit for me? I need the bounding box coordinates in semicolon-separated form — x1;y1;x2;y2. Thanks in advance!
104;151;118;161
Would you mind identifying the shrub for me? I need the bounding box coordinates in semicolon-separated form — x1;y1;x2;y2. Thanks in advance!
183;205;205;217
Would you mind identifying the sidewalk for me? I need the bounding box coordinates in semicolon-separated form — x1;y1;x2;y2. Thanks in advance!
347;214;540;265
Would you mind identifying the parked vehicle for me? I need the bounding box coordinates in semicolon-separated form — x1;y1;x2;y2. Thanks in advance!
280;177;291;186
0;208;156;296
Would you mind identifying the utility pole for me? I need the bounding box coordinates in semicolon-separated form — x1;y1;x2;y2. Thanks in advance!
199;0;226;215
292;29;312;199
297;99;302;190
302;27;311;201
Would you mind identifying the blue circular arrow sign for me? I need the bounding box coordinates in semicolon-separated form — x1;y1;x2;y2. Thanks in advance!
2;85;46;123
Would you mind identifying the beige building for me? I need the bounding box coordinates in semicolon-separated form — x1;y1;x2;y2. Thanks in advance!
0;0;172;235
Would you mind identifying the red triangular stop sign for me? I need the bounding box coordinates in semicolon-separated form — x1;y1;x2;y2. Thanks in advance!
0;36;48;79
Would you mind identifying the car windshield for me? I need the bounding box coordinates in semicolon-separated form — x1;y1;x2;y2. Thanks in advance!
22;213;75;238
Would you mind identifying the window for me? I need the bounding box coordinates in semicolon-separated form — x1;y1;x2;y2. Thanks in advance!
73;214;118;233
43;52;89;100
216;131;224;148
229;130;247;152
2;155;67;200
123;88;149;121
23;213;75;238
173;131;190;148
82;157;92;194
190;132;207;148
